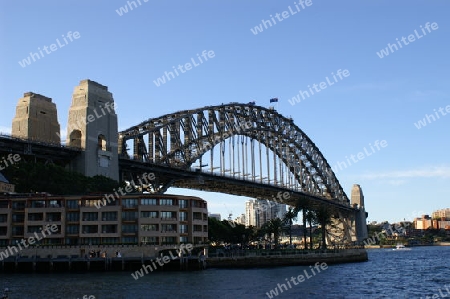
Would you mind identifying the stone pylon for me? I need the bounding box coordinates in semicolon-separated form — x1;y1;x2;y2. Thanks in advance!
11;92;60;144
351;184;368;243
66;79;119;181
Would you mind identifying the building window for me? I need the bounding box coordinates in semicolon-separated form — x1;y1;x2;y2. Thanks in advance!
12;214;24;222
161;224;177;232
193;212;202;221
194;225;202;232
141;236;158;245
180;224;188;234
46;212;61;222
28;213;43;221
66;200;79;209
49;200;62;208
84;200;100;208
141;199;157;205
179;212;188;222
0;214;7;223
160;211;176;220
179;200;188;208
101;225;117;234
66;212;79;222
122;237;138;244
66;225;79;234
192;201;205;208
123;199;138;208
12;201;26;209
83;212;98;221
180;236;188;243
82;225;98;234
30;201;45;208
101;212;117;221
122;211;137;221
122;224;137;233
141;211;158;218
98;134;107;151
159;199;174;206
140;224;158;231
27;226;41;233
160;237;177;245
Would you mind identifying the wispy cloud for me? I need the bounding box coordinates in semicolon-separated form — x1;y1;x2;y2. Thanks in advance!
362;166;450;180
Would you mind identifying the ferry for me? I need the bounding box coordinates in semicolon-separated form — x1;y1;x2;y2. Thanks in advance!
393;244;411;251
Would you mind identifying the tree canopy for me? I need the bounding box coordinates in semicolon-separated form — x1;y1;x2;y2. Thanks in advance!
1;161;120;195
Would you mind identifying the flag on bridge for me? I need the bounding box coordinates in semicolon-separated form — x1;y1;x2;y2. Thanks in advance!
270;98;278;103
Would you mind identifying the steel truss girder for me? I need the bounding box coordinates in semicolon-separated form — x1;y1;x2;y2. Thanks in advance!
118;104;349;204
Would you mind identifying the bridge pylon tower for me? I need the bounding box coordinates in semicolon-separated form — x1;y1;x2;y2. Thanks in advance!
66;79;119;181
11;92;60;144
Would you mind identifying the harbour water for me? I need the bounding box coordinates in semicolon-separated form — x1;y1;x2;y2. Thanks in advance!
1;246;449;299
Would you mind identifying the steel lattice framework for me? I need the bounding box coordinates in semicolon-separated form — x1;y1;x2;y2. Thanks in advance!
118;103;365;244
118;103;349;204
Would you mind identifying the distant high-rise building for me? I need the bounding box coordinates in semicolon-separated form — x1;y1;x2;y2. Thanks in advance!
432;208;450;220
235;213;246;225
414;215;432;230
415;213;450;230
12;92;60;144
245;198;286;228
209;213;221;221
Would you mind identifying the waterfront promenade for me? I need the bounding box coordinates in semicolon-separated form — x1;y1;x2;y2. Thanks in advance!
0;244;367;272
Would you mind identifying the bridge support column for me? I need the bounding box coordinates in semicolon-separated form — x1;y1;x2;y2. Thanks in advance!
66;79;119;181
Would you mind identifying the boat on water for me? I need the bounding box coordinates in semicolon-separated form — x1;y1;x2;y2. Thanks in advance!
393;244;411;251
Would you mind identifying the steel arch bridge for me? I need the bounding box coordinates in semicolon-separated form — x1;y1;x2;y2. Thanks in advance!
118;103;366;245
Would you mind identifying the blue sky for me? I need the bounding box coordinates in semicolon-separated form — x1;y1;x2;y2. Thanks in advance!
1;0;449;224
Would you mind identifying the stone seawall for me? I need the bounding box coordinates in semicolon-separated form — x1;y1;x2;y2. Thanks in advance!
207;249;368;268
0;244;202;259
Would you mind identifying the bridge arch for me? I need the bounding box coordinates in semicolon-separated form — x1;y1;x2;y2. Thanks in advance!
118;103;349;205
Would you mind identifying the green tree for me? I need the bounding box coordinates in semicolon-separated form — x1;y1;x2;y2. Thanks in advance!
208;217;230;244
283;207;297;246
294;196;310;249
262;218;284;248
208;218;255;245
2;161;120;194
305;210;316;250
315;206;332;249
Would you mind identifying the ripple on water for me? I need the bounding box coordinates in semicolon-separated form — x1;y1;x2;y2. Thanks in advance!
0;246;449;299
